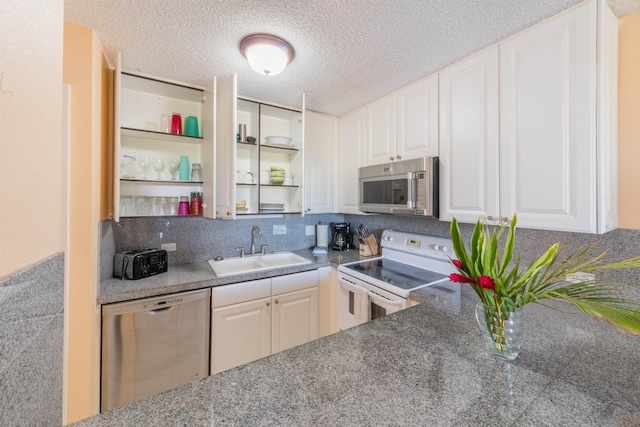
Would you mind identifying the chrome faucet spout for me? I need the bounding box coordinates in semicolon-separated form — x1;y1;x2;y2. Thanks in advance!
251;226;263;254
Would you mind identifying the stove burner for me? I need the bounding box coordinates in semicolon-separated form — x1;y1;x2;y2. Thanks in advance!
348;258;447;291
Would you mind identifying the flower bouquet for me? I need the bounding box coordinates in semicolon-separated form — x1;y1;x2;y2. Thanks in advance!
449;214;640;360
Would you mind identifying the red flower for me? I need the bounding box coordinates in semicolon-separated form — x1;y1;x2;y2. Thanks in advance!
452;259;464;270
478;276;496;290
449;273;475;284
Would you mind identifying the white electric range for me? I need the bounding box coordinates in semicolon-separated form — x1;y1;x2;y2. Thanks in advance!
337;229;460;330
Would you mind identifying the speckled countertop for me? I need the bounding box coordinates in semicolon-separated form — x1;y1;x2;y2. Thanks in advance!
81;279;640;426
100;249;363;304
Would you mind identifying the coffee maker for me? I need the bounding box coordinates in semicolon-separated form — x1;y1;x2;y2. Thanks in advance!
331;222;352;251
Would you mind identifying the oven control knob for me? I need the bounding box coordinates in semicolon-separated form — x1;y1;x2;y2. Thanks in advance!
433;244;441;251
440;245;448;253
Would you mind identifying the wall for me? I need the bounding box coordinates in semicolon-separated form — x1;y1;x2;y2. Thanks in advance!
63;22;111;424
618;11;640;229
0;1;64;424
0;0;64;278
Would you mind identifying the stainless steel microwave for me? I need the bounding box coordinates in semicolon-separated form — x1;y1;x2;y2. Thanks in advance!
358;157;438;217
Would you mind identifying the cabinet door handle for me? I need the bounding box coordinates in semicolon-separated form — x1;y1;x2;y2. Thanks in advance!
266;302;270;307
396;155;402;160
275;300;279;304
389;156;394;161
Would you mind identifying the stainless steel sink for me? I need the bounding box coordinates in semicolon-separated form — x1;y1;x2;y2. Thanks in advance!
208;251;312;277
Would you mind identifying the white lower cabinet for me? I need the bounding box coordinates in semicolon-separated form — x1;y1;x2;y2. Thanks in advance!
211;271;318;374
271;287;318;353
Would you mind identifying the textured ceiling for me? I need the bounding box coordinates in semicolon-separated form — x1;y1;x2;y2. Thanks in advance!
64;0;640;117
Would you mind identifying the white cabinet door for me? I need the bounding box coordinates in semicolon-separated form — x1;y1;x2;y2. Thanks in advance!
304;111;336;214
215;73;237;219
365;92;397;165
337;107;366;214
596;0;618;233
439;47;500;224
272;287;318;353
202;77;217;219
499;0;597;232
397;74;439;160
211;296;271;374
317;266;338;338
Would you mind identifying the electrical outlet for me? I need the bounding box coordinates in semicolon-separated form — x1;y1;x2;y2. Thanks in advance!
273;224;287;235
566;272;595;283
161;243;177;252
306;225;315;236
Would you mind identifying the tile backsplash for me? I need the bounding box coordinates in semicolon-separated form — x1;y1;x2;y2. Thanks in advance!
101;213;640;302
100;214;343;281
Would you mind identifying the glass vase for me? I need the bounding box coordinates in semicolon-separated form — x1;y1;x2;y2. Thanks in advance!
475;302;525;361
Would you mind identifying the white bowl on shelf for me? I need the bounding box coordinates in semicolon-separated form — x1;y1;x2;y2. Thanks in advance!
265;136;292;145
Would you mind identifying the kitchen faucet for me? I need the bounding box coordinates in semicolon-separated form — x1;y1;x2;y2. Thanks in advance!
251;226;263;255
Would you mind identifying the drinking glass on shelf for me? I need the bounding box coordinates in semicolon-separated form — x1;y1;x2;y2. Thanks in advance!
120;151;137;179
138;155;151;180
136;196;150;216
167;158;180;180
152;157;165;180
120;195;137;216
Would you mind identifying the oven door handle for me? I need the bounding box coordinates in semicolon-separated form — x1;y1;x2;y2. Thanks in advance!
367;290;406;309
338;276;357;292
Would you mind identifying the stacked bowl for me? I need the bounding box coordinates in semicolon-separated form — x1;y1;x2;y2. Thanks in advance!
270;167;285;185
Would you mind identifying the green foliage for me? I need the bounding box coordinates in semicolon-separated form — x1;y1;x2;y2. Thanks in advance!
449;214;640;334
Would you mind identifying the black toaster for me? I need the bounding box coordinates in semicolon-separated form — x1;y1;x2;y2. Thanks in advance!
113;248;168;280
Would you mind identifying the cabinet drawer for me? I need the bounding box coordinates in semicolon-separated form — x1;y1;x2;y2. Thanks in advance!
272;270;318;295
212;278;271;308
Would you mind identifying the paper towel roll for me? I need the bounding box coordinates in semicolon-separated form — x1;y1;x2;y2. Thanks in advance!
316;223;329;247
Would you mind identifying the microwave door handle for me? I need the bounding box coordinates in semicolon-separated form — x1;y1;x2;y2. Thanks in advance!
407;172;417;209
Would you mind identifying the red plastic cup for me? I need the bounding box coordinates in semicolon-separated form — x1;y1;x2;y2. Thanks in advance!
171;113;182;135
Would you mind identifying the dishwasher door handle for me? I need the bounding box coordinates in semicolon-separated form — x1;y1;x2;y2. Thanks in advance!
148;306;174;314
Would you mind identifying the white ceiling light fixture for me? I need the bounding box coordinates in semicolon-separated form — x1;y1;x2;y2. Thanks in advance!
240;34;294;77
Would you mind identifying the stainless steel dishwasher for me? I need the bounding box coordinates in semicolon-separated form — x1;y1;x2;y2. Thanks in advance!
101;288;211;411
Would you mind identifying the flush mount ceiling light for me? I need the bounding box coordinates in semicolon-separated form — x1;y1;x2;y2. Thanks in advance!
240;34;294;77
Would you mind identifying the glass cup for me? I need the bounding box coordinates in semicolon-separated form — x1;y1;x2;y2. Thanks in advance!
120;195;137;216
168;196;179;215
136;196;150;216
153;157;165;180
138;155;151;180
168;158;180;180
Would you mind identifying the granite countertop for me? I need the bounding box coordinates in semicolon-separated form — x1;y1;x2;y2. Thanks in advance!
77;282;640;426
100;249;363;304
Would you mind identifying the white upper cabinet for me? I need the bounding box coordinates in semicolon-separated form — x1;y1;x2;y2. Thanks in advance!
304;111;337;214
365;92;397;165
364;74;439;166
439;0;617;234
499;0;616;233
112;53;216;221
337;107;366;214
397;74;439;160
215;74;305;218
439;47;500;224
